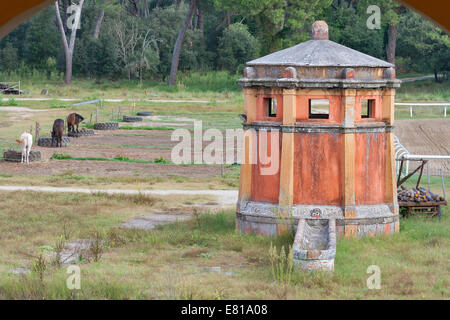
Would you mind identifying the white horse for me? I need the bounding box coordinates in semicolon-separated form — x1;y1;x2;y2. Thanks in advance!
16;132;33;164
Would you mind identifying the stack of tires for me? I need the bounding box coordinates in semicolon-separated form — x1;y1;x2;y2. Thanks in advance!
68;129;95;137
137;112;152;116
3;150;41;162
93;122;119;130
123;116;143;122
37;137;70;147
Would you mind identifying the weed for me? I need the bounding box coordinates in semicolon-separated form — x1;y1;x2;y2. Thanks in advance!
89;229;104;262
32;253;47;283
114;154;130;161
154;156;169;164
269;243;294;285
53;235;66;268
193;208;202;229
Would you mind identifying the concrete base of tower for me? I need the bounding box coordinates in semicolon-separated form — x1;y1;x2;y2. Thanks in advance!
236;200;399;238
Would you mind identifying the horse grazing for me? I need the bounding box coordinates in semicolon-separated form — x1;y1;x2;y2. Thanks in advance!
67;113;85;133
52;119;65;147
16;132;33;164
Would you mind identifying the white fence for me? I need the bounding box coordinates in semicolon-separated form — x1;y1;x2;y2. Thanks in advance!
395;102;450;118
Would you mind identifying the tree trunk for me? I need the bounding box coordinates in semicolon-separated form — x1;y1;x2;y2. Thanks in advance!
65;55;73;84
93;9;105;39
198;9;204;30
168;0;197;85
386;23;398;64
55;0;84;85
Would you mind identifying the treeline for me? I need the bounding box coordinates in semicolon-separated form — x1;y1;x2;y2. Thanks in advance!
0;0;448;85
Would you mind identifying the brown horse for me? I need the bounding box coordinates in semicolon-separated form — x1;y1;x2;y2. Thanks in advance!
52;119;65;147
67;113;85;133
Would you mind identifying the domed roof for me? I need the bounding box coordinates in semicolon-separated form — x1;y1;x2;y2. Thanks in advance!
247;39;394;68
239;21;400;89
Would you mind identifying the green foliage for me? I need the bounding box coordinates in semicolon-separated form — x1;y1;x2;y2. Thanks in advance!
0;0;447;82
0;43;18;72
22;7;59;72
397;11;450;77
269;243;294;285
217;23;259;74
0;98;19;106
325;0;385;59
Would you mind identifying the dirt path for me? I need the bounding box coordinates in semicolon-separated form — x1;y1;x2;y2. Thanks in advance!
400;75;434;82
0;185;238;206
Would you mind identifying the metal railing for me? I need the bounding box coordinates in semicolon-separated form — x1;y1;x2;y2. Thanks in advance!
395;102;450;118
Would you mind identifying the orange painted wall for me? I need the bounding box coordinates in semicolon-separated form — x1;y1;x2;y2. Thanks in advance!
251;131;281;203
293;132;343;205
355;132;386;204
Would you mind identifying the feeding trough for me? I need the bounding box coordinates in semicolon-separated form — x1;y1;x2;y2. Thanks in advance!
293;218;336;272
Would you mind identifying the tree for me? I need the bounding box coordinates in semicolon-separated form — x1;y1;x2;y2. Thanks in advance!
22;7;59;71
217;23;259;73
0;42;18;72
214;0;332;54
397;11;450;81
55;0;85;84
379;0;405;64
168;0;198;85
325;0;385;59
93;1;105;39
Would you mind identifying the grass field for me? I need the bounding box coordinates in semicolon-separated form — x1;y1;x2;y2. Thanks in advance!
0;74;448;300
0;190;447;299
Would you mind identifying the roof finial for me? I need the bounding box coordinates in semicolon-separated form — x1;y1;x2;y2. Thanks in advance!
311;21;329;40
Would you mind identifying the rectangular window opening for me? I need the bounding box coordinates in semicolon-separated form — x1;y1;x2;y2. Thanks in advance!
265;98;277;118
309;99;329;119
361;99;375;118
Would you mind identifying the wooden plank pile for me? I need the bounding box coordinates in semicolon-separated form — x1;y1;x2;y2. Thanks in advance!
0;82;23;94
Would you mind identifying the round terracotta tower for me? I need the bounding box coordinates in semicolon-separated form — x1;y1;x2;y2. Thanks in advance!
236;21;401;238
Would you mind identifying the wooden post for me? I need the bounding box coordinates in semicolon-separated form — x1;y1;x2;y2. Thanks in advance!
35;122;40;143
96;106;98;123
89;113;93;124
